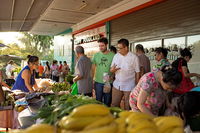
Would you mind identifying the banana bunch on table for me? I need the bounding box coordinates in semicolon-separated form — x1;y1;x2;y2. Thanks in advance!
115;111;184;133
154;116;184;133
59;104;117;133
9;104;184;133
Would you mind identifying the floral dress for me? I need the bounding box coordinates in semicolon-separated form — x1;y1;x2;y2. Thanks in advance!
129;72;166;115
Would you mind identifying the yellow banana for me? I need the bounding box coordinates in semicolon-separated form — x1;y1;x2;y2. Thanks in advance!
84;115;114;130
115;118;127;133
126;112;154;123
61;129;75;133
70;104;110;117
171;127;184;133
128;128;156;133
162;127;174;133
25;124;55;133
154;116;184;133
79;122;117;133
127;119;157;133
59;116;102;130
119;111;133;118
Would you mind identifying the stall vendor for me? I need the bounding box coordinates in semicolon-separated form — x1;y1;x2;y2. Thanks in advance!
12;56;40;92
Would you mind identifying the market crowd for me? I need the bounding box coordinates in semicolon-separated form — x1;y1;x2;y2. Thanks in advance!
1;37;200;132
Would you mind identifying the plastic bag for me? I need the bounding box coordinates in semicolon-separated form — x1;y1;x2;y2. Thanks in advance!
103;82;111;93
71;82;78;95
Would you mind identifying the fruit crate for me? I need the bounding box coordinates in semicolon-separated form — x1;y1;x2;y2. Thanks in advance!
0;106;14;129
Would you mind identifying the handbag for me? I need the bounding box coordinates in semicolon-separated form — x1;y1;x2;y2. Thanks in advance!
173;59;194;94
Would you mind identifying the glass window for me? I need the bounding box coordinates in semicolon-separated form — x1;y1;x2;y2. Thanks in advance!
134;40;162;69
187;35;200;74
164;37;186;63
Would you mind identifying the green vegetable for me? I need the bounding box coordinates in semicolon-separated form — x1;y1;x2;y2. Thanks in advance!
35;94;101;125
51;82;71;93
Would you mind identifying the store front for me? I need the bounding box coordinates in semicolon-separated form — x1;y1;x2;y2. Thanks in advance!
74;25;106;58
110;0;200;72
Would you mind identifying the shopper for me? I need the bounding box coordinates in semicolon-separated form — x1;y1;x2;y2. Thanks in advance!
73;46;93;97
153;47;170;71
38;63;44;78
172;48;200;94
44;61;51;78
111;38;140;110
51;60;59;82
135;44;151;77
59;61;63;72
92;37;115;106
5;60;15;86
110;46;117;54
62;61;69;79
129;66;182;116
12;56;40;92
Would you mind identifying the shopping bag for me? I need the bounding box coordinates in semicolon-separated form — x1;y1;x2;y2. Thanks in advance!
173;59;195;94
71;82;78;95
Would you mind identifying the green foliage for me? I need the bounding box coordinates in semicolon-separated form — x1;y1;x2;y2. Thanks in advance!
35;94;101;125
19;32;54;60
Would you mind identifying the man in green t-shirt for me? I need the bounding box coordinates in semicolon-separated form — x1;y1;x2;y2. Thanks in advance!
92;37;115;106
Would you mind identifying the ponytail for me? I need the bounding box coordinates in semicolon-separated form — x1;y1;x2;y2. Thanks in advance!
27;55;39;64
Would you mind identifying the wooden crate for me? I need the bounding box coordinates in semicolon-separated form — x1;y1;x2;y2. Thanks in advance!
0;108;13;128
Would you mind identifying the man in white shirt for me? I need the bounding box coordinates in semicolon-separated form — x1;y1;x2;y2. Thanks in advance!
110;38;140;110
6;60;15;79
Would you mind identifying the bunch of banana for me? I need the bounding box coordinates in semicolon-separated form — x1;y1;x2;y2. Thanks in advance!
153;116;184;133
59;104;117;133
114;111;158;133
121;111;158;133
9;124;56;133
114;111;133;133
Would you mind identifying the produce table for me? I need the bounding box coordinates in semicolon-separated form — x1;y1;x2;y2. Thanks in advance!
0;106;13;130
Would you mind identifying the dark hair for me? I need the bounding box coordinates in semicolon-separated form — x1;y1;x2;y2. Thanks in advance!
27;56;39;64
180;48;192;59
64;61;67;64
178;91;200;120
46;61;50;70
135;44;145;52
155;47;168;58
161;65;182;86
110;46;117;54
75;46;84;54
59;61;62;64
27;55;31;59
52;60;58;65
118;38;129;48
98;37;108;45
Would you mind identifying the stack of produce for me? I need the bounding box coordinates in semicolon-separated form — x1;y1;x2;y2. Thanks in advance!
9;103;184;133
51;82;71;93
0;91;15;107
115;111;184;133
59;104;117;133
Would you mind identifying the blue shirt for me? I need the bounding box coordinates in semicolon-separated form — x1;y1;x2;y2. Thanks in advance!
191;87;200;92
12;66;35;92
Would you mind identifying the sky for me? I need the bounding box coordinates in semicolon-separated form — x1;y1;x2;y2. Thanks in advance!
0;32;23;45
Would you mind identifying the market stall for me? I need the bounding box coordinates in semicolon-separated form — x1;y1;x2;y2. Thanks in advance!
1;77;199;133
